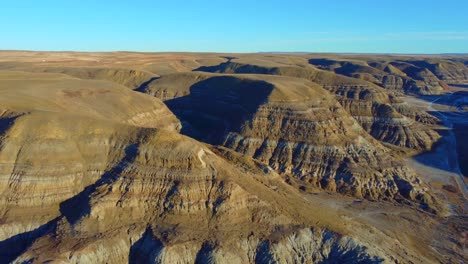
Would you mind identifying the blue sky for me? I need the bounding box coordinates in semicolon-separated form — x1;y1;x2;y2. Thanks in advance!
1;0;467;53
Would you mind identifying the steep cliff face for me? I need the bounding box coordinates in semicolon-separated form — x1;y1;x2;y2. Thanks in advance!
126;227;386;264
144;73;438;208
0;70;336;262
390;100;440;125
0;105;397;263
0;71;181;248
195;61;440;151
0;110;437;263
0;112;148;240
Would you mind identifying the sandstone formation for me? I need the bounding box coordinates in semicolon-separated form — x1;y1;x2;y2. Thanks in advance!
0;52;466;263
195;60;441;151
0;82;401;263
143;73;438;208
308;58;446;95
308;57;468;95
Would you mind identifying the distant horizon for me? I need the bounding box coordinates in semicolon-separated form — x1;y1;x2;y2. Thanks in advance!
2;0;467;54
1;49;467;56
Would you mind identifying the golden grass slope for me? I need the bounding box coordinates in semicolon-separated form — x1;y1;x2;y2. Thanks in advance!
0;71;179;129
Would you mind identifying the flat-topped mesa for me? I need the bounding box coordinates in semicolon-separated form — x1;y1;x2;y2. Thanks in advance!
194;60;440;151
143;72;438;208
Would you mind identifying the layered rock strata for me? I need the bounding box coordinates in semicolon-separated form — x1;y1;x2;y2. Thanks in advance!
195;61;440;151
145;73;438;208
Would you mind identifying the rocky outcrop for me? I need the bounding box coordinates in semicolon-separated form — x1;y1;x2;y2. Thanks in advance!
195;61;440;151
144;73;438;207
308;58;451;95
127;227;386;264
0;53;463;263
0;108;397;263
309;57;468;95
401;59;468;84
390;101;440;125
0;72;181;250
0;70;335;262
253;228;386;264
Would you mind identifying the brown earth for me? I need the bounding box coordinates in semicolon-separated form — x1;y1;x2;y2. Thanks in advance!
0;51;466;263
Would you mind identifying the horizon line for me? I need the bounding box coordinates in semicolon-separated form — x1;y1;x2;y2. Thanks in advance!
1;49;467;56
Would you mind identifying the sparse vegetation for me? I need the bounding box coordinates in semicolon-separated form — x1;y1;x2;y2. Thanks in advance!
0;51;466;263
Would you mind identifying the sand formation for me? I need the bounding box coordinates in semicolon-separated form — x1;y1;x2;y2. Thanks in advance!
0;51;466;263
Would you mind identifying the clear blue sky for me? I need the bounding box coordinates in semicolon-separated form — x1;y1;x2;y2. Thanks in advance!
1;0;467;53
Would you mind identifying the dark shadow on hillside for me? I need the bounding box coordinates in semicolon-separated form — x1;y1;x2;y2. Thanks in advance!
0;115;22;137
323;244;385;264
164;76;274;144
135;77;160;93
193;61;275;75
450;84;468;89
413;110;468;182
195;241;215;264
417;91;468;108
388;60;440;81
59;144;139;225
308;58;340;68
129;226;164;264
0;117;15;136
254;238;384;264
193;62;227;73
220;56;237;62
0;218;58;263
413;129;458;173
454;122;468;179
